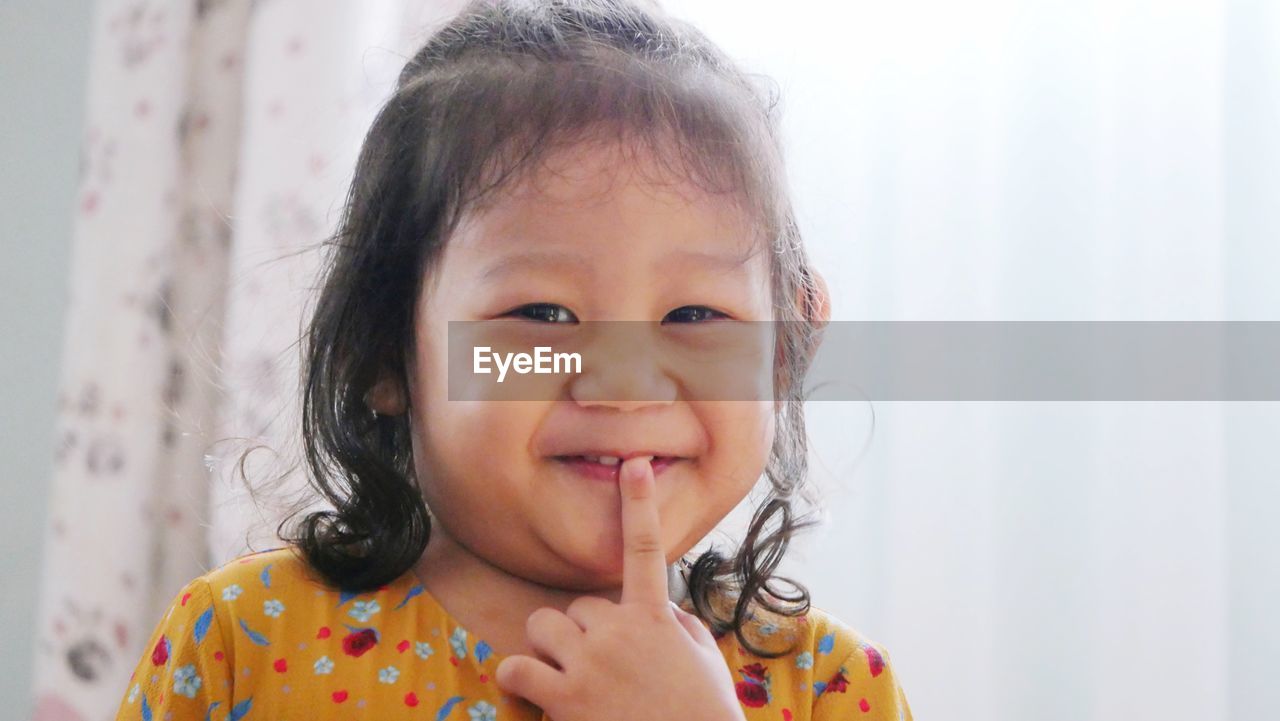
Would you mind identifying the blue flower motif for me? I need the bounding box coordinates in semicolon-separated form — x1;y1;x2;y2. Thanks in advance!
468;700;497;721
378;665;400;684
348;600;381;623
414;641;434;660
313;656;334;675
263;599;285;618
221;584;243;601
449;627;468;659
173;664;202;698
795;651;814;669
759;622;778;636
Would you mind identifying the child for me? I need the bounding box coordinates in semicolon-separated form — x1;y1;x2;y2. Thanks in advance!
114;1;913;719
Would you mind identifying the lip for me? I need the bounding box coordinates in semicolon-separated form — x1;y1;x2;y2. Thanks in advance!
554;449;683;461
553;455;683;482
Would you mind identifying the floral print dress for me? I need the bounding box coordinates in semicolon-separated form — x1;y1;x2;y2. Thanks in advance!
114;547;912;720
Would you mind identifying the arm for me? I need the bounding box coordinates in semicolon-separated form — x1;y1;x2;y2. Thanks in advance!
113;576;237;720
811;641;913;721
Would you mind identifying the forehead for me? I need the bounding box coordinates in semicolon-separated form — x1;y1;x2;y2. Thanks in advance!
450;139;765;263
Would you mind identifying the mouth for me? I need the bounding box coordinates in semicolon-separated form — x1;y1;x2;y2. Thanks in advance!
552;454;685;482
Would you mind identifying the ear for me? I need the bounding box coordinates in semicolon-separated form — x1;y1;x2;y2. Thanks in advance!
803;267;832;325
365;371;407;416
774;268;833;411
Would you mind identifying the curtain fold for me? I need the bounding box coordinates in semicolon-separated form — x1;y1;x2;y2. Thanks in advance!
29;2;467;719
31;1;247;718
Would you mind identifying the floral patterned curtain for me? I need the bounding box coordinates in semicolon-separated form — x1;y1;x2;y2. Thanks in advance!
29;2;466;719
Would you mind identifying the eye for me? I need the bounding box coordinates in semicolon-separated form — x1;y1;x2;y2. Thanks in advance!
505;303;579;323
663;306;731;323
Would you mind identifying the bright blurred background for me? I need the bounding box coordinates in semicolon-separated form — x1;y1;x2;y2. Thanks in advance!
3;0;1278;719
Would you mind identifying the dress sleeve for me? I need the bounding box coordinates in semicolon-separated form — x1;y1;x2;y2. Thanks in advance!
113;575;236;720
811;640;913;721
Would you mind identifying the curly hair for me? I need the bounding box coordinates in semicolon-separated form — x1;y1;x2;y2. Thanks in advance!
280;0;830;658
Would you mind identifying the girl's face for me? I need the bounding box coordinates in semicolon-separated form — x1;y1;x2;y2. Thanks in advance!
403;140;775;591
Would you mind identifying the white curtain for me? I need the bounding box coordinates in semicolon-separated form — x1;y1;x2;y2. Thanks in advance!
30;1;1280;720
676;1;1278;720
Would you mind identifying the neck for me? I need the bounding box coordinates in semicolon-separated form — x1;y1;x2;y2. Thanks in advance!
412;523;633;658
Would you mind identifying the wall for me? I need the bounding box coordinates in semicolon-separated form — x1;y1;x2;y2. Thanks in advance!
0;1;94;715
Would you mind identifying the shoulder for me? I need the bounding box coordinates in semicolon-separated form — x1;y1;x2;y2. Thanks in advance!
194;545;328;600
800;605;895;692
191;545;349;635
801;606;912;719
730;602;891;680
131;547;315;649
711;601;906;716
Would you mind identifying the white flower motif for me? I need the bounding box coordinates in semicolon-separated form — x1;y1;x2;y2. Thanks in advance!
127;683;141;703
378;665;400;684
173;664;202;698
263;599;285;618
449;626;468;659
221;584;243;601
313;656;334;675
795;651;814;669
468;700;497;721
414;641;434;660
348;599;381;623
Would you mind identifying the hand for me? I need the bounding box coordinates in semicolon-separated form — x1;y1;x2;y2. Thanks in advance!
495;456;747;721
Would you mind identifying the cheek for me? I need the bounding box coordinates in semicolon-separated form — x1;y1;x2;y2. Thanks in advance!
700;401;775;485
420;401;537;470
415;330;529;458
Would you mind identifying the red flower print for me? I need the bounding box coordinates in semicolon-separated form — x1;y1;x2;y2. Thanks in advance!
316;626;331;639
859;698;871;712
342;629;378;657
405;692;419;707
826;668;849;695
332;690;348;703
862;644;885;677
151;636;169;666
396;640;410;653
734;663;771;707
273;658;288;673
735;681;769;707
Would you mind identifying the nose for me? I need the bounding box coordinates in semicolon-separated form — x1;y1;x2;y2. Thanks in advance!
568;321;678;410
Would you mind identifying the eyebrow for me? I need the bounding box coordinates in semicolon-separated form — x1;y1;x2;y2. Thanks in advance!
479;248;755;282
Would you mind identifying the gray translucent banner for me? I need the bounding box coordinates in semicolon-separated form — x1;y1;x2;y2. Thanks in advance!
446;321;1280;401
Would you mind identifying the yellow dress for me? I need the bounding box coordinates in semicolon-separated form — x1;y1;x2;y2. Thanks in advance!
114;546;912;720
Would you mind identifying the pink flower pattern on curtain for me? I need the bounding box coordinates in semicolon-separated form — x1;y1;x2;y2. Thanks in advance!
28;2;467;719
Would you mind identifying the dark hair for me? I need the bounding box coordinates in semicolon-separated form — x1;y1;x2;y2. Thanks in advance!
281;0;830;658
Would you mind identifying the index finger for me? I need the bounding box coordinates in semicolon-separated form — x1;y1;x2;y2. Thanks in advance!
619;456;669;606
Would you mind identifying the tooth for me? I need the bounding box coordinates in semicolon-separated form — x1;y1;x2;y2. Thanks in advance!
598;456;621;466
